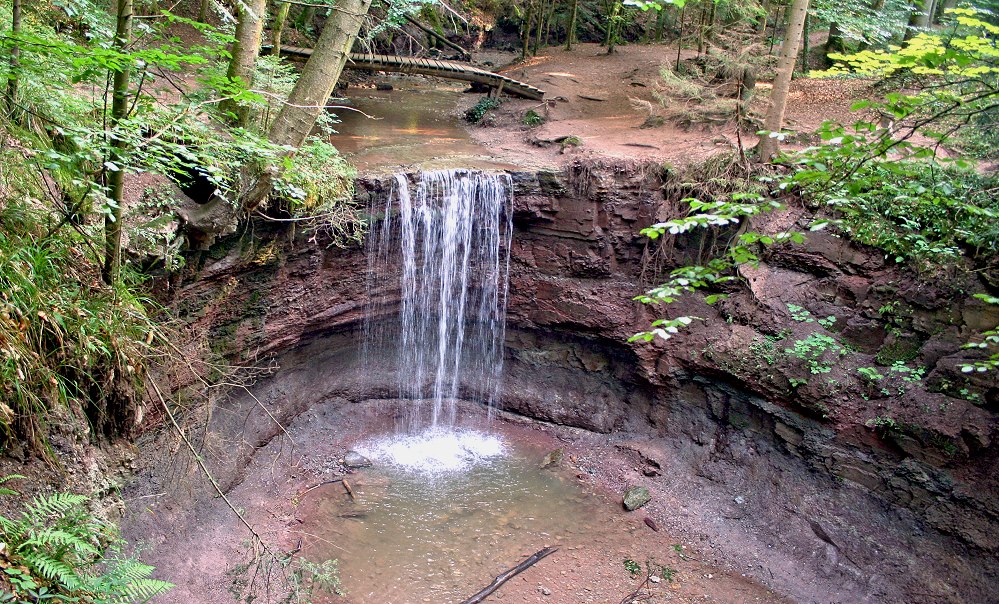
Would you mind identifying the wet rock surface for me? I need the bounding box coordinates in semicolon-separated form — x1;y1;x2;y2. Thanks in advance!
150;160;999;604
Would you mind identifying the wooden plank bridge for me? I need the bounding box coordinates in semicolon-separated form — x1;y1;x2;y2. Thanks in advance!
270;46;546;101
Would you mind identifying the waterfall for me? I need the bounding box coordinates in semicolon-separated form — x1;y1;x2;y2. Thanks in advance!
364;170;514;433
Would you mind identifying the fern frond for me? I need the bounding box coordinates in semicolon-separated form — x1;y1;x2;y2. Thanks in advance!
24;493;89;523
25;552;83;589
20;528;99;555
0;473;26;496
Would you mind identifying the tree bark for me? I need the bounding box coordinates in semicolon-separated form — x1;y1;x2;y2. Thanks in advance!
606;0;622;54
220;0;267;124
935;0;957;23
565;0;579;49
756;0;809;161
271;1;291;55
904;0;932;40
6;0;21;119
798;10;809;74
267;0;373;149
521;0;535;60
103;0;133;285
197;0;210;23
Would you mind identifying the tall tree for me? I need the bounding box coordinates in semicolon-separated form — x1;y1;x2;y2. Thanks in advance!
103;0;133;284
756;0;809;160
565;0;580;49
904;0;933;40
5;0;21;119
272;0;292;55
268;0;373;149
219;0;267;124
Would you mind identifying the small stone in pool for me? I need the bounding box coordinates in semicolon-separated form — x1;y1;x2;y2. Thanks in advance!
344;450;373;468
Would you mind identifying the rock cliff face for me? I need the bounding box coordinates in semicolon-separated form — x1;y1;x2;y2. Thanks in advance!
173;161;998;603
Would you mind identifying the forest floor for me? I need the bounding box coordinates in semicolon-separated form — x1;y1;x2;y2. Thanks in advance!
337;42;877;172
473;42;873;169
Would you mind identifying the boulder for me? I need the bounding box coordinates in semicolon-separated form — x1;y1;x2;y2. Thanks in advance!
623;486;651;511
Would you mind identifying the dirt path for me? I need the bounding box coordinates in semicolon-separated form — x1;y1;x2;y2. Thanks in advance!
455;43;873;170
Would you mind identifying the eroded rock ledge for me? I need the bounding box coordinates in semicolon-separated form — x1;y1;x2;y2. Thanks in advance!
167;161;998;603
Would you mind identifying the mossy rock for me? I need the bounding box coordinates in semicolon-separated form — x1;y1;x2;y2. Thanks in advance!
623;486;651;511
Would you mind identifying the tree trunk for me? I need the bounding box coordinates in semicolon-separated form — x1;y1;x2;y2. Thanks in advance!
798;10;809;74
756;0;770;34
521;0;535;60
606;0;621;54
565;0;579;49
533;0;545;54
654;5;667;42
103;0;133;285
272;1;291;55
197;0;210;23
706;0;717;44
756;0;809;161
267;0;373;149
824;20;846;63
675;3;685;70
220;0;266;124
904;0;932;40
935;0;957;23
6;0;21;119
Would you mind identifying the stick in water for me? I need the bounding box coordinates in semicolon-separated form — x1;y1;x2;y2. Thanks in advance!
459;546;559;604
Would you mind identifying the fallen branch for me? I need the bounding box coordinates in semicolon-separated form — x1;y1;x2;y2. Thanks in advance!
296;477;344;500
459;546;558;604
342;478;356;501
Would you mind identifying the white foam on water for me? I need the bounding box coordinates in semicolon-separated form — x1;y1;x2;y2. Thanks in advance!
357;429;507;474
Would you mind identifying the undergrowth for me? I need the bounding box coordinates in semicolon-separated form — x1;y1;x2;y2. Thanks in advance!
0;154;156;452
0;475;172;603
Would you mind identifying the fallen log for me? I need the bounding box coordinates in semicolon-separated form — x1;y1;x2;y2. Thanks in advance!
459;546;558;604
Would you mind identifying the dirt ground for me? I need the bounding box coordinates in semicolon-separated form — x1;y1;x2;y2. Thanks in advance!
453;43;875;170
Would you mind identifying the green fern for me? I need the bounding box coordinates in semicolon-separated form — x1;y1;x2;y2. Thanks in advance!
0;484;173;603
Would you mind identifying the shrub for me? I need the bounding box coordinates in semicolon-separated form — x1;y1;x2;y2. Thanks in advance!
0;476;172;603
465;97;502;124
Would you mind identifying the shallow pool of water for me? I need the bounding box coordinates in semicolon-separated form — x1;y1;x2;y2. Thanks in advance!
330;85;515;172
300;430;602;603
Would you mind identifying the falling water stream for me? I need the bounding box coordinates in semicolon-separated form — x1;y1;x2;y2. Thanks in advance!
364;170;513;432
307;170;606;602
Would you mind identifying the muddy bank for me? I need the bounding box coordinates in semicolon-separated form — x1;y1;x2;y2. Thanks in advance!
129;161;998;603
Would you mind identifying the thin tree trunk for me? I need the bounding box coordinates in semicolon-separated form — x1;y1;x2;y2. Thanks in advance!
696;2;706;54
675;3;685;70
565;0;579;49
654;5;667;42
6;0;21;119
904;0;932;40
706;0;717;45
757;0;770;34
103;0;133;285
220;0;266;124
198;0;210;23
935;0;957;23
756;0;809;160
534;0;545;54
798;10;809;74
521;0;535;60
272;1;291;55
768;4;783;54
267;0;373;149
606;0;622;54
